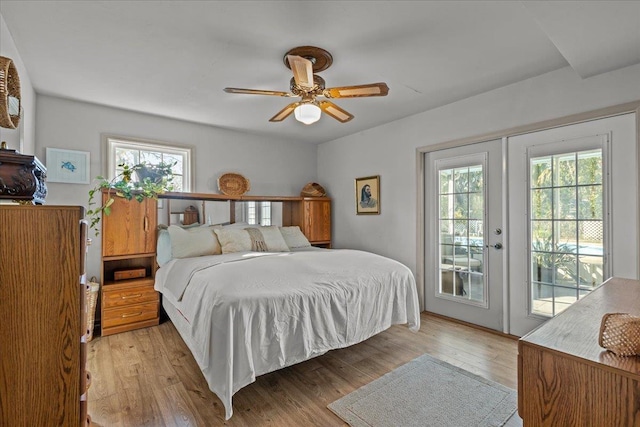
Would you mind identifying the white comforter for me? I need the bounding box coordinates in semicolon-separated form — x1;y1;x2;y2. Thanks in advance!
154;249;420;419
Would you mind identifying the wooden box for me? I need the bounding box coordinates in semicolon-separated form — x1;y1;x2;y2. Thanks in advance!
183;205;199;225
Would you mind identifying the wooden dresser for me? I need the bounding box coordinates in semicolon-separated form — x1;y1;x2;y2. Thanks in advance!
0;206;90;426
518;277;640;426
100;191;160;336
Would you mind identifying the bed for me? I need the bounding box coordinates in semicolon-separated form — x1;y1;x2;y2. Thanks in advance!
154;224;420;419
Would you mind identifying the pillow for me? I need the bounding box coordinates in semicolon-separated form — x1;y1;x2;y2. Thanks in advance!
179;222;201;229
158;222;200;230
247;226;290;252
156;229;172;266
168;225;222;258
279;226;311;249
214;228;253;254
223;221;250;229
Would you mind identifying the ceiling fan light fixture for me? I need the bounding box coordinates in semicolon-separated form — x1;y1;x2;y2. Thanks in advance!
225;46;388;124
294;102;321;125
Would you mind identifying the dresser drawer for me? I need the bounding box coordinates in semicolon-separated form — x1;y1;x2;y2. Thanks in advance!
102;284;158;309
103;302;158;328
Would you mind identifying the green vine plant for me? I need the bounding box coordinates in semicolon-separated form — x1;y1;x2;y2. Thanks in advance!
87;162;175;236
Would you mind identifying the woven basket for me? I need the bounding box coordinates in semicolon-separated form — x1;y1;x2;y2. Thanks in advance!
86;277;100;342
0;56;21;129
300;182;326;197
598;313;640;356
218;173;250;196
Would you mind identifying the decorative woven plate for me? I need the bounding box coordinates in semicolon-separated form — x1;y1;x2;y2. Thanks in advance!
218;173;250;196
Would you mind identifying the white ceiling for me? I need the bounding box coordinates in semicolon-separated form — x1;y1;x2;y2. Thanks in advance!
1;1;639;145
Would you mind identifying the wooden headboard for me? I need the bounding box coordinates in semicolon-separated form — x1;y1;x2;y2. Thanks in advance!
158;191;332;247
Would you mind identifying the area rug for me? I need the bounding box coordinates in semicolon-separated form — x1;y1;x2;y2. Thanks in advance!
328;353;517;427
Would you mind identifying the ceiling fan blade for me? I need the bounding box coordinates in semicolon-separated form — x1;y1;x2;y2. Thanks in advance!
286;55;314;89
318;101;354;123
323;82;389;98
269;102;300;122
224;87;293;97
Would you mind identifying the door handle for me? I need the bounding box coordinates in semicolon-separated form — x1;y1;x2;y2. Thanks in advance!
486;243;503;249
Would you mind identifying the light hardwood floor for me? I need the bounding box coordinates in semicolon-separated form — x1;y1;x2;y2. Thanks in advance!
87;312;521;426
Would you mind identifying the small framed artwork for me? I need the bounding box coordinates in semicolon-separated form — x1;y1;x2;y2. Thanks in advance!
355;175;380;215
46;148;91;184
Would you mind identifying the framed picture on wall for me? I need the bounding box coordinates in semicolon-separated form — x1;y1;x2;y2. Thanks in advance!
46;147;91;184
355;175;380;215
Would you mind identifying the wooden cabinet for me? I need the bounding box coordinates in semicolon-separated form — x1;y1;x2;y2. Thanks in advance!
302;198;331;245
283;197;331;247
101;191;159;336
0;206;90;426
518;277;640;426
102;191;157;256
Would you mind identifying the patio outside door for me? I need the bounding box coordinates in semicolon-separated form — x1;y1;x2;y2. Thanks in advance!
424;139;505;331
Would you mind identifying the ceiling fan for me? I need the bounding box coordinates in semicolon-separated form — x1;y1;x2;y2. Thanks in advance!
224;46;389;125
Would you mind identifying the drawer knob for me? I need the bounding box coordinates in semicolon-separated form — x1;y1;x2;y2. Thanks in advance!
121;294;142;299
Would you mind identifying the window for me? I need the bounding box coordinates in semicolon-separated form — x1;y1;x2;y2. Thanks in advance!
244;201;272;226
529;148;605;316
438;162;485;302
105;136;192;191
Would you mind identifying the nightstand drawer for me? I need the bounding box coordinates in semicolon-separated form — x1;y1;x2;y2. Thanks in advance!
103;302;158;328
102;284;158;309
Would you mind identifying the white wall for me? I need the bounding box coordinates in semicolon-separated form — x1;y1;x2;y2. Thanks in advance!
0;13;36;154
35;95;317;278
318;64;640;276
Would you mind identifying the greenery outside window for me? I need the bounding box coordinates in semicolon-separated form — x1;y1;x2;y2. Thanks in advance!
529;148;605;316
105;136;192;192
438;163;485;302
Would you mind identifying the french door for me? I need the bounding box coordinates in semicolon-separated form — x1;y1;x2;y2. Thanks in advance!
507;113;638;336
424;139;505;331
423;113;637;336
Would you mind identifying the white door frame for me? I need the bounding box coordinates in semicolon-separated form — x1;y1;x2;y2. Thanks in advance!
416;101;640;334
